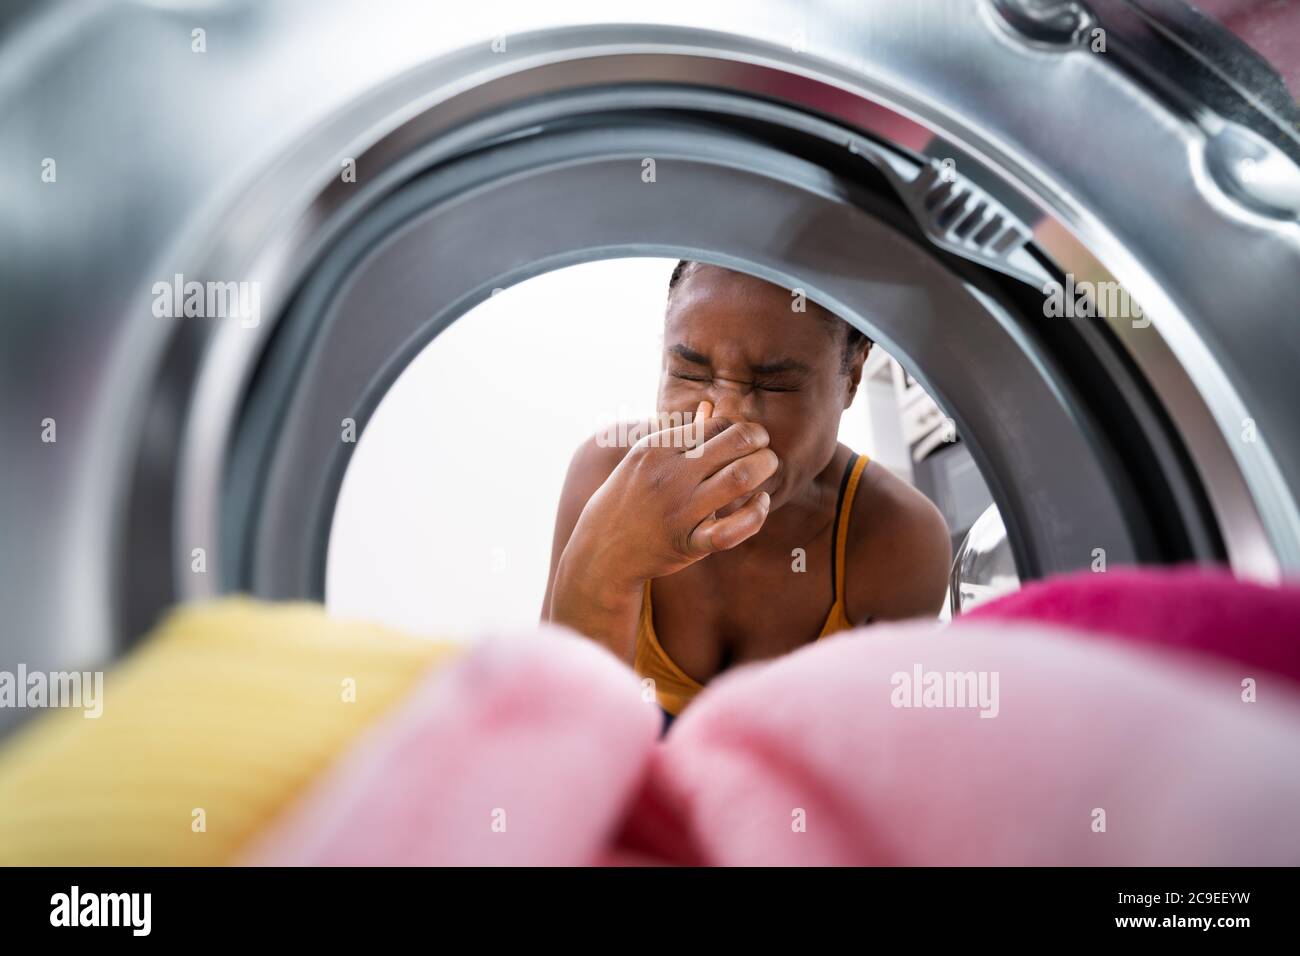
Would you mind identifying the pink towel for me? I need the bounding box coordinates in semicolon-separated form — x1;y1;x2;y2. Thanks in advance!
248;568;1300;866
244;627;660;866
965;565;1300;684
639;617;1300;865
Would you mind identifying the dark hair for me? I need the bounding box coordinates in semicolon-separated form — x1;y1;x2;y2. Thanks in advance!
667;259;872;374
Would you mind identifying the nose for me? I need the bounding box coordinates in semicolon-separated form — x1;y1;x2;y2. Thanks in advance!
707;377;757;422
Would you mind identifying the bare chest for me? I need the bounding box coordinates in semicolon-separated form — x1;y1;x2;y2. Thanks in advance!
648;528;839;682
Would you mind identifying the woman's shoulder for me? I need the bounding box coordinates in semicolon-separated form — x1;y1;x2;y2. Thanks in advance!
570;418;652;474
559;418;661;510
842;453;952;624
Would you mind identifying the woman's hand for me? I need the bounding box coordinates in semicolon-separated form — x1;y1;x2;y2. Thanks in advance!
548;401;778;662
575;400;777;588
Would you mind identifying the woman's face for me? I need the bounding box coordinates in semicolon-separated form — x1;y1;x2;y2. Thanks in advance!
656;265;864;512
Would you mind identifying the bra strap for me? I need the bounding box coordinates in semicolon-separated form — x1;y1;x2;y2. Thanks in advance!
830;454;869;606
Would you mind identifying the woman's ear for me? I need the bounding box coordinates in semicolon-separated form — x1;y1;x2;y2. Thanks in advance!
843;341;871;408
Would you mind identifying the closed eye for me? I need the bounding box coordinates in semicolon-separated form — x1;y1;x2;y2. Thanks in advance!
673;371;799;392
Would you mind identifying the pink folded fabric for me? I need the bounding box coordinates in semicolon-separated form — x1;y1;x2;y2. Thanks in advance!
644;616;1300;865
243;626;661;866
250;568;1300;866
965;565;1300;684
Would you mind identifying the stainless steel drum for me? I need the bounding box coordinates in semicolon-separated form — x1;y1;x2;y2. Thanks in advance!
2;0;1297;734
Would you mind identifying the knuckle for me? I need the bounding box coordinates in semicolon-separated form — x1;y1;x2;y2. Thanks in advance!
670;526;697;557
738;422;768;450
628;445;663;482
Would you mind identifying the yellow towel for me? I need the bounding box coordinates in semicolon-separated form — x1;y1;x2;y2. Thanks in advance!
0;598;460;865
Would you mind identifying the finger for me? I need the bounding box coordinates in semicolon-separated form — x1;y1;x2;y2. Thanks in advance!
688;491;771;555
639;407;736;452
680;400;712;454
683;414;769;467
682;408;737;459
714;489;756;520
691;448;779;516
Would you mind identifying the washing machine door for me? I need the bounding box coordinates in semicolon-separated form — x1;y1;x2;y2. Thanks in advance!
1;0;1298;737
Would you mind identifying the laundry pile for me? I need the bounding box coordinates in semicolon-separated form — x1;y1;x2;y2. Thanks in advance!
1;568;1297;866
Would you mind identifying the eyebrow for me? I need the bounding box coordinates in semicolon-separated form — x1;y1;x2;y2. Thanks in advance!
669;344;811;376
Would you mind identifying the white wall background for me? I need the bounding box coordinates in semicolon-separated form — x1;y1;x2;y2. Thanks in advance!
325;258;880;640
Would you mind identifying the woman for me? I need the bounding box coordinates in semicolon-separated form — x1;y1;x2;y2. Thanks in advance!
542;261;951;729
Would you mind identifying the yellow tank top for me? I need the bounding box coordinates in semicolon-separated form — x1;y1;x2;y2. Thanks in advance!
635;452;869;717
